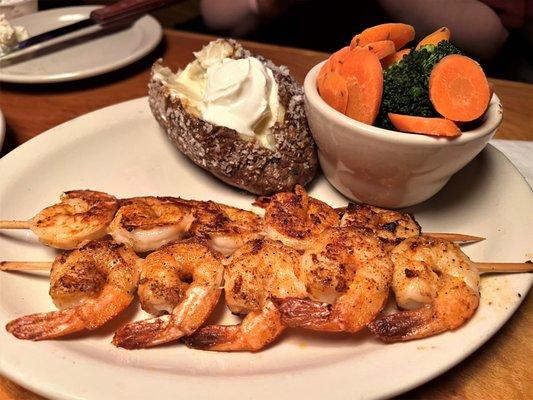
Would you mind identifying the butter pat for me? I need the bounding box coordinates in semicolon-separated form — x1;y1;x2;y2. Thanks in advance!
0;13;28;56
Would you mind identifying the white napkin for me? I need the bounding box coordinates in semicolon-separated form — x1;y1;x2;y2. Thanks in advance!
490;139;533;188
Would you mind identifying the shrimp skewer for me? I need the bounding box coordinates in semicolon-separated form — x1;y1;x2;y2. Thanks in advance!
368;236;482;342
107;196;196;252
255;185;339;250
184;239;308;351
112;241;224;349
338;203;484;246
5;240;141;340
4;260;529;274
274;227;393;333
0;190;119;249
189;201;264;256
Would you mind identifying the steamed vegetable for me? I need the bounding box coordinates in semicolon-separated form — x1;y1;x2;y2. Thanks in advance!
388;113;461;137
340;49;383;125
416;27;451;50
320;71;349;114
350;23;415;50
381;48;411;68
317;23;491;137
363;40;396;60
375;40;462;130
429;54;491;121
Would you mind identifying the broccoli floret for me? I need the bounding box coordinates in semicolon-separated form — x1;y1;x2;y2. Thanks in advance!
375;41;462;130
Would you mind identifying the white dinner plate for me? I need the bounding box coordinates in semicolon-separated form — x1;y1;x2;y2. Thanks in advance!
0;6;162;83
0;98;531;400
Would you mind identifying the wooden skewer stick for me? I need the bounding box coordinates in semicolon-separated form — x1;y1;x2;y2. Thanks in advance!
2;261;530;274
0;261;51;271
475;262;533;274
423;232;485;243
0;220;31;229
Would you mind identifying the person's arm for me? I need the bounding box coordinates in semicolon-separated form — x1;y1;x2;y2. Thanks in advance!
200;0;293;36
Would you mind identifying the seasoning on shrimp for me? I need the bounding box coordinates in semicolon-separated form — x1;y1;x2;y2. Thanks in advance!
189;201;263;256
368;236;480;342
107;196;197;252
255;185;339;250
184;239;308;351
273;227;393;333
29;190;119;249
112;240;224;349
6;239;142;340
339;203;421;247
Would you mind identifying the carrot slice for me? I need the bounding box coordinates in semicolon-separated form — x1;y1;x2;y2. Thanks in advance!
317;61;330;94
429;54;491;122
339;49;383;125
363;40;396;60
350;23;415;50
320;71;349;114
388;113;461;137
416;27;451;50
317;47;350;93
329;46;351;72
381;48;411;68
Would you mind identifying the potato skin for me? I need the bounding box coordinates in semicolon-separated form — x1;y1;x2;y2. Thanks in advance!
148;42;317;195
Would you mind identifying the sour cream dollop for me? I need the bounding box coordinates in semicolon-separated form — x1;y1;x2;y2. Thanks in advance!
203;56;280;139
166;40;283;150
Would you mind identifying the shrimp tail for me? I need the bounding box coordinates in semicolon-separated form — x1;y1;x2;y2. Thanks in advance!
182;324;240;350
368;306;435;342
184;301;284;352
113;315;171;349
6;309;85;340
272;297;332;327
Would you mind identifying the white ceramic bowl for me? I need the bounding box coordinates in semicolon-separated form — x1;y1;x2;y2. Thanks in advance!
304;61;503;208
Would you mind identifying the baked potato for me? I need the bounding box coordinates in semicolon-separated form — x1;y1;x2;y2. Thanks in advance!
148;39;317;195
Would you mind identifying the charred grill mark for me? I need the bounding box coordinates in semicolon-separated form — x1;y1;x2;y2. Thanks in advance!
381;221;398;233
232;275;243;295
404;268;418;278
251;239;264;254
53;264;107;294
335;279;348;293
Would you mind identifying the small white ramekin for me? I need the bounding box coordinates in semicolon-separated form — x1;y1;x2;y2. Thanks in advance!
304;61;503;208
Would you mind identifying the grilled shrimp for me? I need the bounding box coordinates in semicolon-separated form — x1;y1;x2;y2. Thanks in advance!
339;203;420;249
274;227;393;333
190;201;263;256
6;240;141;340
184;239;308;351
112;240;224;349
369;236;480;342
107;196;196;252
255;185;339;250
29;190;119;249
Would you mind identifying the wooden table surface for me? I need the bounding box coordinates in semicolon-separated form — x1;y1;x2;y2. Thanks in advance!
0;29;532;400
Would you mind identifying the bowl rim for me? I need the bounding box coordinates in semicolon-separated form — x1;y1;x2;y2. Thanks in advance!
304;61;503;147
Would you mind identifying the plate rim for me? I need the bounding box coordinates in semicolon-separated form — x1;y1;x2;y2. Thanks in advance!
0;6;162;84
0;97;531;400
